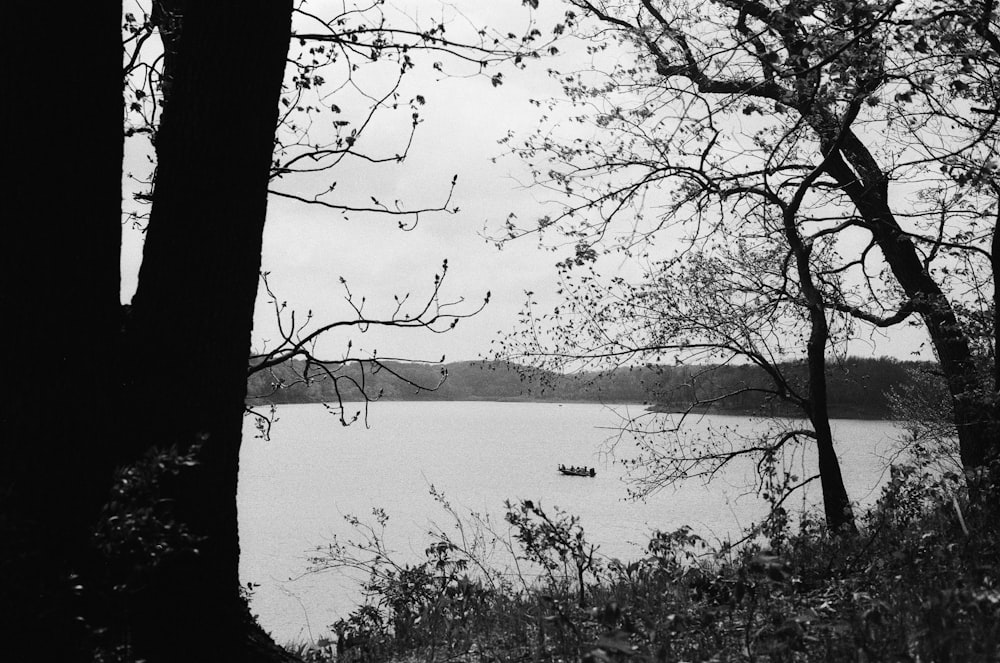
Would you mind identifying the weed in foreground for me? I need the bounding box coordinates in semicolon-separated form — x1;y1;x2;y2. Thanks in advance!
296;464;999;662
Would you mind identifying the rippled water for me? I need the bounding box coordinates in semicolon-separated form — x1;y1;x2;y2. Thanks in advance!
238;401;901;643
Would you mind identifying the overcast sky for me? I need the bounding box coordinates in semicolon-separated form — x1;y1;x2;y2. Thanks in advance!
121;0;933;364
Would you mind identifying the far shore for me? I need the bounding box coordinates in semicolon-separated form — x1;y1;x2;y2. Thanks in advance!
247;396;900;421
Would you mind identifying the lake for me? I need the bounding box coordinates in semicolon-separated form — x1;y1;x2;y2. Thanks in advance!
237;401;902;644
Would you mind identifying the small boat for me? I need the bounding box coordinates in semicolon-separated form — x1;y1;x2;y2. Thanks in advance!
558;465;596;477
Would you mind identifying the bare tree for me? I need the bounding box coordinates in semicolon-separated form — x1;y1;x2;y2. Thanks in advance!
120;4;296;659
5;3;543;661
124;1;553;228
499;194;859;530
248;262;490;427
500;0;997;494
117;4;543;659
122;0;549;415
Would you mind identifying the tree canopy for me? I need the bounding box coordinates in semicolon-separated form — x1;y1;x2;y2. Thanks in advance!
495;0;998;526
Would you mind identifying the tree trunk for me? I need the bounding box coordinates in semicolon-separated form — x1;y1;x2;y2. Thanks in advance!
992;216;999;430
122;2;292;660
821;126;999;474
1;2;123;660
808;364;856;533
782;195;856;533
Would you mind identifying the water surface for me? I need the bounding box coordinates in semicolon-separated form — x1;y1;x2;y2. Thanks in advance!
238;401;900;643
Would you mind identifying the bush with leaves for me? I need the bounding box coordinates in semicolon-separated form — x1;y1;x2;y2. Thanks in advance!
301;468;999;662
504;498;602;607
94;444;203;577
88;444;204;660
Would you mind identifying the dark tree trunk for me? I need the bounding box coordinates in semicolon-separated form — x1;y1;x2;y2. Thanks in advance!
122;2;292;660
782;196;856;533
4;4;302;660
2;2;123;660
807;351;856;533
822;127;1000;474
992;217;999;425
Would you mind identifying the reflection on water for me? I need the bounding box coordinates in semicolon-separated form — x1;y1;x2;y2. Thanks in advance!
238;401;900;643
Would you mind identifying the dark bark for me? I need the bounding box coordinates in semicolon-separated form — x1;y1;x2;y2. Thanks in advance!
993;214;999;398
151;0;188;99
782;182;857;533
122;2;293;660
1;2;123;660
804;320;856;533
819;126;999;472
3;4;304;660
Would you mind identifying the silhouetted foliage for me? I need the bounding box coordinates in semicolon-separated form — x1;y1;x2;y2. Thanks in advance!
301;463;1000;662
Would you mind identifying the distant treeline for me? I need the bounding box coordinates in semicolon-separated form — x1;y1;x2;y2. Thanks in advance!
247;356;936;419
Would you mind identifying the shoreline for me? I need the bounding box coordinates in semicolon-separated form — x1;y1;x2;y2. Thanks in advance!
247;396;899;421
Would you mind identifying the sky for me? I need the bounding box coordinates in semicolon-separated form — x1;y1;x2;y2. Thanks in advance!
121;0;935;365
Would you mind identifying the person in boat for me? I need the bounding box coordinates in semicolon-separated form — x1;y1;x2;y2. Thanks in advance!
589;468;595;477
